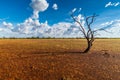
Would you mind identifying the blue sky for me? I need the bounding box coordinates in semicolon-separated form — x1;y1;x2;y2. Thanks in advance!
0;0;119;24
0;0;120;38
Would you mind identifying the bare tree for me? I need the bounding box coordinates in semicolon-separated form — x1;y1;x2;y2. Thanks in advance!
71;12;107;53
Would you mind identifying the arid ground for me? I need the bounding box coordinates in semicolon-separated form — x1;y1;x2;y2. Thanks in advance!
0;39;120;80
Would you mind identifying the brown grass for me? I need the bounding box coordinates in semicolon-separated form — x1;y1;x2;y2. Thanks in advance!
0;39;120;80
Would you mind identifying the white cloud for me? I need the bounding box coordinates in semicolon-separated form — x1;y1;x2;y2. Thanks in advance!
30;0;49;19
9;0;50;36
78;8;82;12
2;18;120;38
12;18;41;34
2;21;13;29
71;8;82;13
7;18;83;38
105;2;120;8
1;0;120;38
73;14;85;27
72;8;77;13
115;2;120;6
52;3;58;10
105;2;112;7
96;20;120;38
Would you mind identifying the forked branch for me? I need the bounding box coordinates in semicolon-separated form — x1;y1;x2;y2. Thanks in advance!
70;11;103;53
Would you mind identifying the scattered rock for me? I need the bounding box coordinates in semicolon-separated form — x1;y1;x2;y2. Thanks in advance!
101;50;110;58
103;52;110;58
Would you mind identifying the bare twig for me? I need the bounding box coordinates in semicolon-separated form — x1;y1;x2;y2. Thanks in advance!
70;10;111;53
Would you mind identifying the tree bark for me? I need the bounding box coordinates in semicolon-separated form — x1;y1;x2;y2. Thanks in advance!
83;41;92;53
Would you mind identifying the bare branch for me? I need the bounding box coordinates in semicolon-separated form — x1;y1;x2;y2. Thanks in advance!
70;10;111;53
71;12;87;38
86;14;98;38
93;27;112;33
86;14;97;27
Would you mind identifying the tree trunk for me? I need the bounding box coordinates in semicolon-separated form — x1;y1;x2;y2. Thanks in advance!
83;41;92;53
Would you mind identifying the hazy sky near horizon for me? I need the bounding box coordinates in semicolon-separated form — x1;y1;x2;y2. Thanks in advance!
0;0;120;38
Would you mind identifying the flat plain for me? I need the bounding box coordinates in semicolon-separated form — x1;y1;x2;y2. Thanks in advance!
0;39;120;80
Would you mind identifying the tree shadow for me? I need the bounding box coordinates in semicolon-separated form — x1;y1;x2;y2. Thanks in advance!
31;50;85;54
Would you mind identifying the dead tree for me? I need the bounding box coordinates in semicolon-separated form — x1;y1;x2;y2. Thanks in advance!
71;12;107;53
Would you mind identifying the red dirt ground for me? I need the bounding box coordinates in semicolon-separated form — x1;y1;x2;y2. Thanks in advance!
0;39;119;80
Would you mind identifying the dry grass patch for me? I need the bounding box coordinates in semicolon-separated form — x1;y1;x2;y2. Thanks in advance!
0;39;119;80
